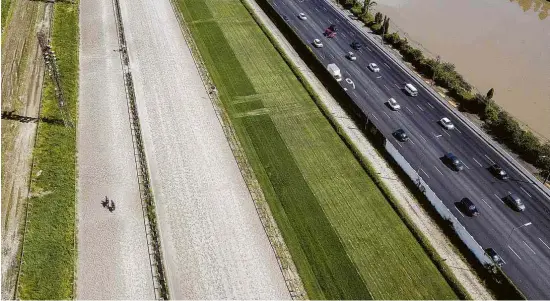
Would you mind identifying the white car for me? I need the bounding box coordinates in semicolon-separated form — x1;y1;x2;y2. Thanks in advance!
313;39;323;48
346;51;357;61
439;117;455;130
387;98;401;110
368;63;380;72
298;13;307;20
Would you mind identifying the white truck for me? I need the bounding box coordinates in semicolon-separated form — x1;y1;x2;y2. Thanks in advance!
327;63;342;82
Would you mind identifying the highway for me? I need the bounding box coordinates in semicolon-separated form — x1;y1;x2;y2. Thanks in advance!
269;0;550;298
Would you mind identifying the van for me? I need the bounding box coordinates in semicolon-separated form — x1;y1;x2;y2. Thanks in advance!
404;83;418;96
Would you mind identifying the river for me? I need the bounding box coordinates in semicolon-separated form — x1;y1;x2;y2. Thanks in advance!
374;0;550;140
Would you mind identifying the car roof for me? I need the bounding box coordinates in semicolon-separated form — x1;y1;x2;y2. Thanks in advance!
441;117;451;122
405;83;417;90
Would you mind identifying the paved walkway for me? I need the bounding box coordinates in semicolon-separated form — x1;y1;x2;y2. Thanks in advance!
117;0;290;298
77;0;155;298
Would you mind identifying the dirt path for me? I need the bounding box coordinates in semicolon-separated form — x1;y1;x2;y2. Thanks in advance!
245;0;494;299
76;0;156;298
117;0;290;298
1;0;50;299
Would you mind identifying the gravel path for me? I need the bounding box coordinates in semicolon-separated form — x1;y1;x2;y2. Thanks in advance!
118;0;290;299
245;0;493;299
76;0;155;298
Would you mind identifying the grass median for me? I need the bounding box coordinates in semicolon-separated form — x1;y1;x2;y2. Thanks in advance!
174;0;458;299
17;2;79;299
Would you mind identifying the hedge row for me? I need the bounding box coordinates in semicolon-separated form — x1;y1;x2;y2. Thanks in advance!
345;2;550;180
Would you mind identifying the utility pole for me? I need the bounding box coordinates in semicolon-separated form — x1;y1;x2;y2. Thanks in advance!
506;222;532;245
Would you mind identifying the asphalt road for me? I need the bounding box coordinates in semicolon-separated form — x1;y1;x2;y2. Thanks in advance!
270;0;550;298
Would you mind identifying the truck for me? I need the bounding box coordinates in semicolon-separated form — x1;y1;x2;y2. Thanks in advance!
327;63;342;81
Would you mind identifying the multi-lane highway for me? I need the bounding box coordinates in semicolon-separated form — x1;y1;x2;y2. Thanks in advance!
269;0;550;298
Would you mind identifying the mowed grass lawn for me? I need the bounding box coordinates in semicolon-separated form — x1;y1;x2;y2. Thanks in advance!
175;0;458;299
17;2;79;299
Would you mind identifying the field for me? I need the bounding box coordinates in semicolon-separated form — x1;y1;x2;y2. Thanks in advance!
17;2;79;299
173;0;458;299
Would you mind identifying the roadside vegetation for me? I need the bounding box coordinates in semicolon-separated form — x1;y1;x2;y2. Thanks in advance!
346;0;550;184
1;0;12;30
17;2;79;299
174;0;458;299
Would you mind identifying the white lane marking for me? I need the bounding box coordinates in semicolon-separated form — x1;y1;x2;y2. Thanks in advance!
427;103;434;109
434;166;444;176
319;53;325;59
376;75;382;79
315;7;319;12
523;241;536;255
358;49;363;54
420;168;430;179
462;161;470;169
494;193;504;204
419;134;427;143
394;83;400;89
520;187;532;198
383;62;391;69
329;53;335;59
481;198;493;209
352;91;358;98
455;207;465;217
539;238;550;250
366;47;372;52
508;245;522;260
473;157;483;167
394;139;403;147
273;2;278;6
435;134;443;138
443;130;451;137
383;111;391;119
371;113;379;120
416;104;424;111
323;6;327;11
410;139;416;146
341;33;347;38
485;154;495;164
456;128;462;134
383;84;389;91
327;19;331;23
406;107;414;115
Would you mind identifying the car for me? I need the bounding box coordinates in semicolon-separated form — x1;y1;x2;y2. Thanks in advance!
298;13;307;20
393;129;409;142
351;41;362;50
439;117;455;130
328;24;337;32
485;248;504;267
283;15;289;21
504;193;525;211
368;63;380;72
346;51;357;61
444;152;464;171
489;164;509;180
312;39;323;48
324;28;336;38
460;198;479;217
387;98;401;110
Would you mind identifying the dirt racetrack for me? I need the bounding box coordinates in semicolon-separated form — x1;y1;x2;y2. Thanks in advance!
117;0;290;298
77;0;155;298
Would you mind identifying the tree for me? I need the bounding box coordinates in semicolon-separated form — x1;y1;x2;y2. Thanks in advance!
383;17;390;35
486;88;494;100
375;12;382;24
362;0;377;16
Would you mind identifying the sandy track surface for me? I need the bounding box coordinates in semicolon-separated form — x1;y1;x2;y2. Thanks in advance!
1;1;47;298
76;0;155;298
118;0;290;298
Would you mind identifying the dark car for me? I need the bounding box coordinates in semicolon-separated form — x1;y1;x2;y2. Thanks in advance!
489;164;509;180
393;129;409;142
485;248;504;267
328;24;337;32
444;152;464;171
504;193;525;212
460;198;479;217
351;41;362;50
283;15;289;21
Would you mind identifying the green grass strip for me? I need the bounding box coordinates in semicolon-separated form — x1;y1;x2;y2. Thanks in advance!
17;2;79;299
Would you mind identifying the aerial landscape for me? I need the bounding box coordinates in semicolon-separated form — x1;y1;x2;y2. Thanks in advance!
1;0;549;300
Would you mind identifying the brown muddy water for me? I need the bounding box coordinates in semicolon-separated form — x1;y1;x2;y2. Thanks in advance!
374;0;550;140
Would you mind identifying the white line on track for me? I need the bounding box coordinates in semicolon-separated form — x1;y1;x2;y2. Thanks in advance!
434;166;444;176
455;207;465;217
383;62;391;69
416;104;424;111
427;103;434;109
520;187;532;197
481;198;493;209
371;113;379;120
473;157;483;167
494;193;504;204
383;111;391;119
456;128;462;134
383;84;389;91
463;161;470;169
485;154;495;164
540;238;550;250
508;245;522;260
523;241;536;254
406;107;413;115
420;168;430;179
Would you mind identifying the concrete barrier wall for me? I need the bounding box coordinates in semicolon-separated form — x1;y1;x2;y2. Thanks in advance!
385;140;492;266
